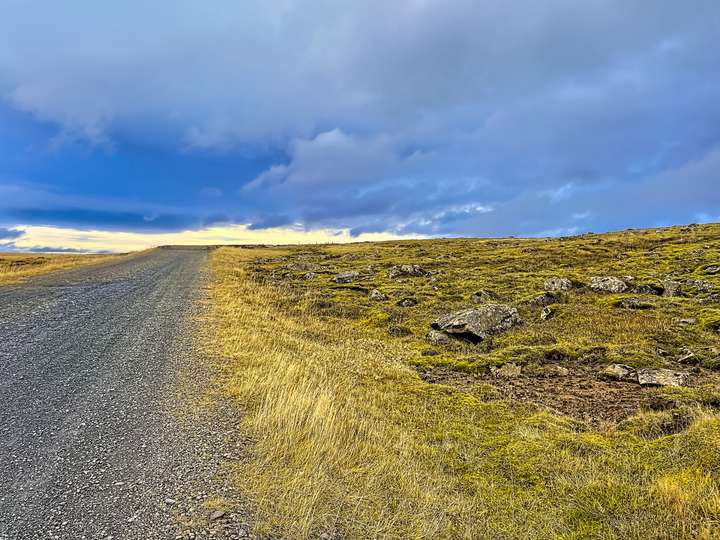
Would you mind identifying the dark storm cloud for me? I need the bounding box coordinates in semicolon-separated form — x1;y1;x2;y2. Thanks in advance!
0;1;719;236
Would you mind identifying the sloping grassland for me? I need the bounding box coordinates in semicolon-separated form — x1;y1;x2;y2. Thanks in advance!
207;223;720;539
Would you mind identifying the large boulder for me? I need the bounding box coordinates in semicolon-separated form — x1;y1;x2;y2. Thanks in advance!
389;264;426;278
544;277;573;292
431;304;521;343
589;276;628;293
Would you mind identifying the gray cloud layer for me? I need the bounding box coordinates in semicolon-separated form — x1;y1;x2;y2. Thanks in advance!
1;1;719;236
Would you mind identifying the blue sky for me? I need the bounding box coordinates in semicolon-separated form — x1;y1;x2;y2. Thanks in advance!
1;1;719;251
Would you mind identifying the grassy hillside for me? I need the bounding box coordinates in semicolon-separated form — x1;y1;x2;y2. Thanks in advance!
0;253;122;285
206;223;720;539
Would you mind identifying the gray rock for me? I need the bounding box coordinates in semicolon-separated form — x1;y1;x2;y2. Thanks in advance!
601;363;638;383
686;279;713;293
471;289;499;303
426;329;452;345
431;304;521;343
544;277;572;292
544;364;569;377
490;362;522;378
389;264;425;278
704;265;720;275
637;368;688;387
397;297;418;308
634;284;663;295
662;280;683;297
589;276;628;293
332;271;360;283
209;510;226;521
616;298;650;309
524;292;560;307
368;289;388;301
540;306;554;320
303;272;316;280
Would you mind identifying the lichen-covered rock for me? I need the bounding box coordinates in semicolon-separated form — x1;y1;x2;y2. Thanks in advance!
397;297;418;308
661;280;683;297
332;271;360;283
589;276;628;293
616;298;651;309
686;279;713;293
544;277;573;292
601;364;638;383
637;368;688;387
368;289;388;301
426;329;453;345
431;304;521;343
471;289;499;303
634;283;664;295
704;265;720;275
540;306;554;320
388;264;426;278
523;292;560;307
490;362;522;378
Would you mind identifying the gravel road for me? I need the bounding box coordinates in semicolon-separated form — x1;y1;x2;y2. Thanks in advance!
0;248;248;540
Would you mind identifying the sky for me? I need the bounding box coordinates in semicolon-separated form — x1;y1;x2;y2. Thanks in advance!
1;1;719;252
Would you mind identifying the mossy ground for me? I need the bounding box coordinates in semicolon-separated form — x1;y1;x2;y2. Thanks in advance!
247;222;720;421
207;223;720;539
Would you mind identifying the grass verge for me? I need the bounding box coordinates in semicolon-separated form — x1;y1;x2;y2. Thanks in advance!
0;252;127;285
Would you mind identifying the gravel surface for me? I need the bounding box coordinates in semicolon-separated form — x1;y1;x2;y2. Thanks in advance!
0;248;249;540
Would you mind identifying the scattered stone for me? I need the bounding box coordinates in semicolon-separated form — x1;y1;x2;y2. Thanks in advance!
634;283;664;295
471;289;499;303
431;304;521;343
616;298;651;309
675;317;696;325
426;329;453;345
209;510;226;521
397;297;418;308
303;272;316;280
389;264;426;278
332;271;360;283
544;364;570;377
601;363;638;383
524;292;560;307
677;348;697;365
368;289;388;301
661;280;683;297
540;306;554;320
164;498;176;505
388;325;411;337
490;362;522;378
686;279;713;293
637;368;688;387
700;293;720;304
589;276;628;293
544;277;573;292
704;265;720;275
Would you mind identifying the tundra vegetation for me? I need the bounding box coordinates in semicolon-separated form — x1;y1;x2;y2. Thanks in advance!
207;223;720;539
0;253;120;284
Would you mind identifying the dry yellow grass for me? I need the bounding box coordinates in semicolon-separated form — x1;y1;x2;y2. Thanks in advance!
0;252;127;285
207;246;720;539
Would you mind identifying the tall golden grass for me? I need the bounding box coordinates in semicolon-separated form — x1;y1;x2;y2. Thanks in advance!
207;247;720;539
0;253;121;284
